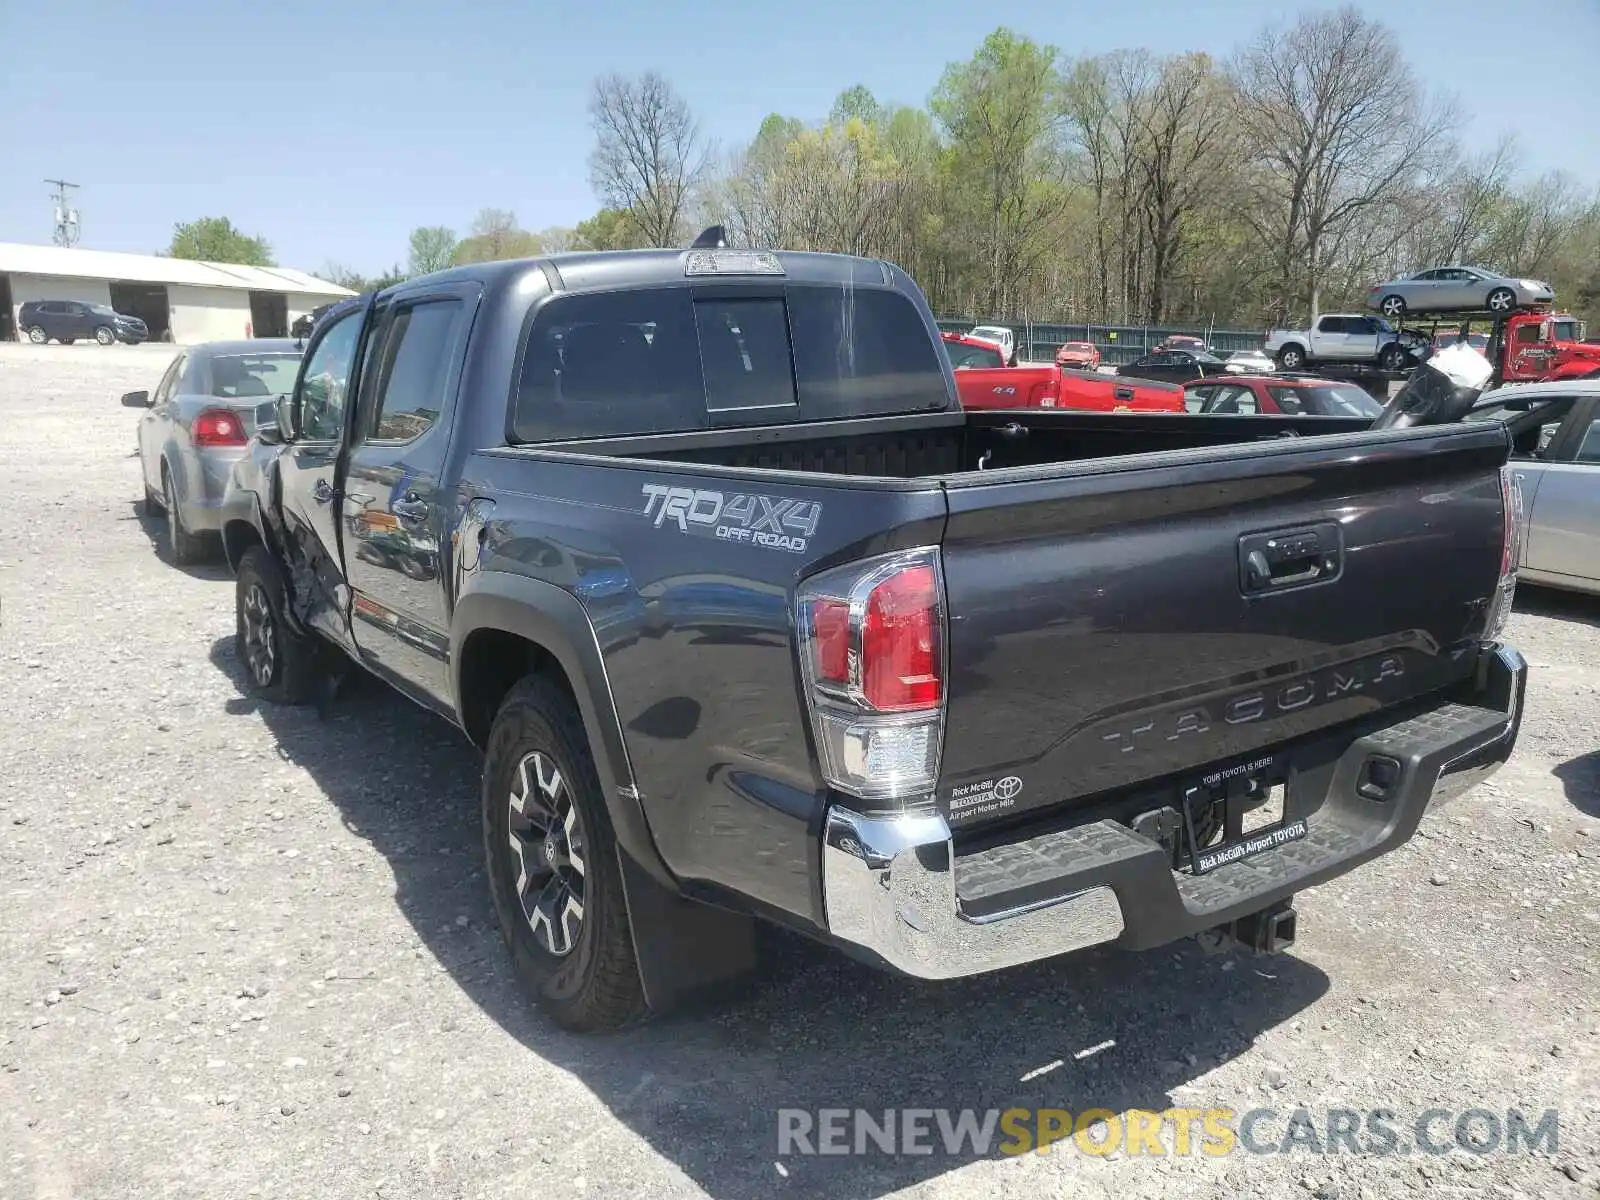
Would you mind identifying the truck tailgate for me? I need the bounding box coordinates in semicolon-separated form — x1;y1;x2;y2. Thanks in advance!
935;423;1510;828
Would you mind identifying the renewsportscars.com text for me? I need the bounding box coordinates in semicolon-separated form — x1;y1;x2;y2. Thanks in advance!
776;1106;1560;1158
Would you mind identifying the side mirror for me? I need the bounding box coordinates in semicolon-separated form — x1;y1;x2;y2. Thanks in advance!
261;393;298;444
121;390;151;408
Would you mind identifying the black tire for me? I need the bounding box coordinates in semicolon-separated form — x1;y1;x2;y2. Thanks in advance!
26;326;46;345
1379;294;1406;319
1487;287;1516;313
483;675;646;1033
141;480;163;517
235;545;322;704
1276;344;1307;371
161;467;208;566
94;325;115;346
1378;342;1407;371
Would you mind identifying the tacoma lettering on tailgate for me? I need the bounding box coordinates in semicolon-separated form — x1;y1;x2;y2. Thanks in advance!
640;483;821;554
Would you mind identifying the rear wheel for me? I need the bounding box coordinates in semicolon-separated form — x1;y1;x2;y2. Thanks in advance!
1487;287;1516;313
234;545;322;704
94;325;115;346
483;675;646;1032
26;326;46;344
161;467;207;565
1379;294;1406;319
1276;344;1307;371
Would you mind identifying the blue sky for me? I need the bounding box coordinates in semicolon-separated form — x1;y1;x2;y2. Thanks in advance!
2;0;1595;276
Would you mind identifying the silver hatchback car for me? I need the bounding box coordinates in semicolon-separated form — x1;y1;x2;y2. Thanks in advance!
1366;266;1554;319
122;339;303;564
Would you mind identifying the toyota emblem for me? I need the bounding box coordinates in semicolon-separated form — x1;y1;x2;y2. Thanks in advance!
993;776;1023;801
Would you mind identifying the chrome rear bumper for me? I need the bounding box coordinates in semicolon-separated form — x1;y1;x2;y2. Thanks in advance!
821;644;1524;980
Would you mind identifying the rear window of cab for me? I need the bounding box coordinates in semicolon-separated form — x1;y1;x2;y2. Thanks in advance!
511;284;951;443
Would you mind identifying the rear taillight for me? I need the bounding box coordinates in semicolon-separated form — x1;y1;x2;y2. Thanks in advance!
798;548;946;807
1486;465;1523;639
193;408;247;447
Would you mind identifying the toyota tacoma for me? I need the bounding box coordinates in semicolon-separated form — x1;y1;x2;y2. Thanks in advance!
219;238;1527;1031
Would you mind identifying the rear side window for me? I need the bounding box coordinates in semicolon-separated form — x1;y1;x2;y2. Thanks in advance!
1318;316;1349;334
946;341;1005;369
363;300;465;442
512;284;947;442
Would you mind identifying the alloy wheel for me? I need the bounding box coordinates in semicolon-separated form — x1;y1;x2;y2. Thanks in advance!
1381;296;1405;318
506;751;587;957
240;582;277;688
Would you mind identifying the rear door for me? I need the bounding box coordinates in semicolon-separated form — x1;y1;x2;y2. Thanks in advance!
137;354;184;494
934;423;1511;828
278;304;368;650
1309;316;1346;358
341;284;476;709
1522;397;1600;585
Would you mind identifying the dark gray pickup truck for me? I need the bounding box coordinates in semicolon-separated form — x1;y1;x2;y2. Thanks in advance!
220;242;1527;1031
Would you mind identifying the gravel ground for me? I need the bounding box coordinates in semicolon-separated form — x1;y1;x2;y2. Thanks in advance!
0;341;1596;1200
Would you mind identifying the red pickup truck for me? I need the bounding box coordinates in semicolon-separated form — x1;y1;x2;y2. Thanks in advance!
941;333;1184;412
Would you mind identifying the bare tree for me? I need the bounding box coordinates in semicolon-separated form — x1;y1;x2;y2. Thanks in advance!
588;71;708;247
1233;6;1459;321
1130;53;1234;321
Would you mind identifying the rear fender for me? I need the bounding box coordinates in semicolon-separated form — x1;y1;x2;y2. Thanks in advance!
451;573;670;889
452;574;757;1010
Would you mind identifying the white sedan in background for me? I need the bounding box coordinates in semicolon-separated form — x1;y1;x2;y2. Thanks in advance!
1224;349;1274;374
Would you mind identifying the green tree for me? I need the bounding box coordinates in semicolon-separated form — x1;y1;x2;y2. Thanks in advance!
408;225;458;276
930;29;1071;316
452;208;543;265
168;217;274;266
573;208;649;251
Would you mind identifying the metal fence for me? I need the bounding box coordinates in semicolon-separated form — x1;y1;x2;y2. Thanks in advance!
935;317;1268;366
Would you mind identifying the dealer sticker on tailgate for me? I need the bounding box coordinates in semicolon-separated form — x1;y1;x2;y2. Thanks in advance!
1191;818;1309;874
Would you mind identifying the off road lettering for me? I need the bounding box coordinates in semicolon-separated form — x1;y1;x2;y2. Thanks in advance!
640;483;821;553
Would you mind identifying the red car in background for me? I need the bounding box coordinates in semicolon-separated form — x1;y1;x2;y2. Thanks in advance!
941;332;1184;412
1054;341;1101;370
1182;373;1385;418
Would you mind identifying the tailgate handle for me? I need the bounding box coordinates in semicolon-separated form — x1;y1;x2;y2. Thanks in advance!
1240;523;1342;594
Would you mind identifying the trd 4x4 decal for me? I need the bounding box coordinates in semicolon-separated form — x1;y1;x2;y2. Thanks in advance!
640;483;821;554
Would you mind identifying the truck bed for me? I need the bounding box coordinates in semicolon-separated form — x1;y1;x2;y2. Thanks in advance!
515;408;1378;481
488;406;1509;837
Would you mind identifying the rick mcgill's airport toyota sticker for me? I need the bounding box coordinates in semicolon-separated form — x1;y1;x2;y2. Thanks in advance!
948;775;1023;822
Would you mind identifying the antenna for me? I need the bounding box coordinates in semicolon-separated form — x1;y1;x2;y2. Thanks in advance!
45;179;80;247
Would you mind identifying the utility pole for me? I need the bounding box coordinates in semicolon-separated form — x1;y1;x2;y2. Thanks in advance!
45;179;80;247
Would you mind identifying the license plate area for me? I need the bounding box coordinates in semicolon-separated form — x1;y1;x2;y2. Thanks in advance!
1182;756;1307;875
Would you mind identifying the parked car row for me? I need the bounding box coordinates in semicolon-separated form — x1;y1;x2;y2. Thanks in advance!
115;236;1528;1035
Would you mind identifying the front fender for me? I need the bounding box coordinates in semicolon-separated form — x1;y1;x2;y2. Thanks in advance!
452;572;673;891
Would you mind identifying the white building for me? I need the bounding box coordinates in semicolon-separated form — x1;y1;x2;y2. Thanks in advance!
0;242;356;345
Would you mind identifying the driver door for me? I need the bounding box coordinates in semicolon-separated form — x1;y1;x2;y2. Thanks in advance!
277;307;368;651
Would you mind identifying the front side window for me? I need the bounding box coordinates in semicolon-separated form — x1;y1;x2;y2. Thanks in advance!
298;312;362;441
363;300;465;441
1572;419;1600;463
